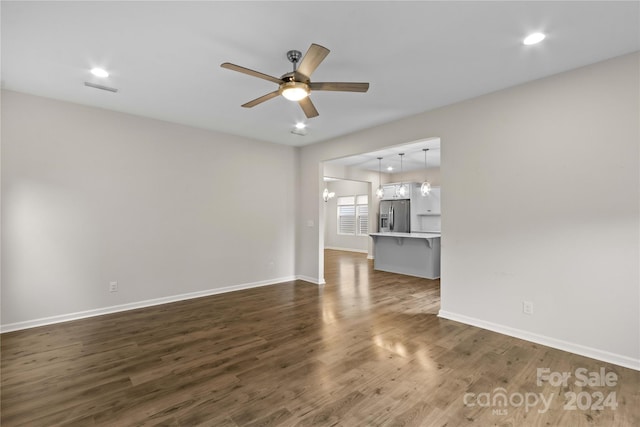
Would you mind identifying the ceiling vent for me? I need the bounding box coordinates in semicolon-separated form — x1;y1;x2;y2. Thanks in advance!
84;82;118;93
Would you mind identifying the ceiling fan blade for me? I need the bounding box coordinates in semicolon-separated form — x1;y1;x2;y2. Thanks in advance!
299;97;319;118
221;62;282;85
242;90;280;108
296;44;330;78
310;82;370;92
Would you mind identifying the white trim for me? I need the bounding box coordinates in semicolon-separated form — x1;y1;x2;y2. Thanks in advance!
367;255;374;260
324;246;368;254
438;310;640;371
1;276;298;333
296;275;326;285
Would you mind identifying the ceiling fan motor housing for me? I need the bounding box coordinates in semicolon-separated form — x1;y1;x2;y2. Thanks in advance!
286;50;303;66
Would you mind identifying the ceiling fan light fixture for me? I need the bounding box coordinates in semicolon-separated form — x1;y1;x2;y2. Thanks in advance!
280;81;310;101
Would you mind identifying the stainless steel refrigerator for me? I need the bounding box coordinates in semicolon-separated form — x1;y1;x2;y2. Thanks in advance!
379;199;410;233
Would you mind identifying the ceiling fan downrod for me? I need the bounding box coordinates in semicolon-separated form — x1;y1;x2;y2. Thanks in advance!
286;50;302;73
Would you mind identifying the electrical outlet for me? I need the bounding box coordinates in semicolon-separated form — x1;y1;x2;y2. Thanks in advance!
109;281;118;293
523;301;533;315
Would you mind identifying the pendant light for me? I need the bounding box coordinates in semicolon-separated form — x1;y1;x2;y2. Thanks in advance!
396;153;407;197
420;148;432;196
375;157;384;199
322;187;335;202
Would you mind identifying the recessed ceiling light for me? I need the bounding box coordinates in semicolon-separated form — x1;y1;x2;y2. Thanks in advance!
295;122;306;130
90;67;109;78
523;32;546;46
387;166;393;171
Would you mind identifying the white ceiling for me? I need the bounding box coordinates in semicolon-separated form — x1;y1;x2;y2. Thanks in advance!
2;2;639;147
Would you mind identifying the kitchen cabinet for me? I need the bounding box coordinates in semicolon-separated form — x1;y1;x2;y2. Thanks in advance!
412;186;441;215
380;183;441;232
381;183;415;200
410;185;441;233
381;184;400;200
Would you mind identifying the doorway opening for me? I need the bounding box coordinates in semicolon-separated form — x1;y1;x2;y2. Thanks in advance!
319;138;441;288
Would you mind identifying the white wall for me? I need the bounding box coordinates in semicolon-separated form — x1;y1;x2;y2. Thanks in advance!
1;90;297;328
323;163;389;258
297;53;640;369
323;180;369;253
390;167;442;187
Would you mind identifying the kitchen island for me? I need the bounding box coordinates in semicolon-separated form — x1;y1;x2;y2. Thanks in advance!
369;232;441;279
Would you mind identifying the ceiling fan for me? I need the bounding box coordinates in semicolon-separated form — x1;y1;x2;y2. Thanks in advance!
221;43;369;118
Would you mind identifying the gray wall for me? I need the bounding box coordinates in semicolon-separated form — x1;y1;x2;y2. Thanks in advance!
323;180;369;253
297;53;639;369
1;90;297;328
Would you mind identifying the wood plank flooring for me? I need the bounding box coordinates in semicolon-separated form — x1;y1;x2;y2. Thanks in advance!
1;249;638;426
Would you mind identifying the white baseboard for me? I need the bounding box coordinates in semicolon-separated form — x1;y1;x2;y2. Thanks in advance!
1;276;298;333
438;310;640;371
296;275;326;285
324;246;368;254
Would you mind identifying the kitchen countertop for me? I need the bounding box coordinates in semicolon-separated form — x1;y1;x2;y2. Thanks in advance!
369;232;441;239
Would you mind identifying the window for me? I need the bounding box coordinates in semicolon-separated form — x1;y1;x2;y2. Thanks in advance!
337;195;368;236
337;196;356;235
356;195;368;235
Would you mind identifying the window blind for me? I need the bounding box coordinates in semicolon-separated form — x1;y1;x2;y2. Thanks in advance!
337;195;368;236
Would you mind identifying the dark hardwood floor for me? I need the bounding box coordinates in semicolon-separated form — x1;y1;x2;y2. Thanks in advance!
1;250;638;426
